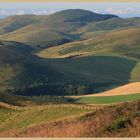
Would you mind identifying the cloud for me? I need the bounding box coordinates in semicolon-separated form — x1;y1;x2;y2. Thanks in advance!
105;8;128;15
16;10;25;15
0;10;25;16
0;9;57;16
31;9;57;15
0;8;140;18
95;7;140;16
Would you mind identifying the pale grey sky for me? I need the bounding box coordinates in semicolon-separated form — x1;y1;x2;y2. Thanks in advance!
0;2;140;18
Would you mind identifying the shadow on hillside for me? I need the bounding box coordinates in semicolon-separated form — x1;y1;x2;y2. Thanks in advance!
9;55;137;96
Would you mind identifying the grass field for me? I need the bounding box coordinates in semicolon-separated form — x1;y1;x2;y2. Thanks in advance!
19;101;140;137
1;9;140;137
38;27;140;59
1;45;137;95
0;104;93;135
1;100;140;137
75;93;140;104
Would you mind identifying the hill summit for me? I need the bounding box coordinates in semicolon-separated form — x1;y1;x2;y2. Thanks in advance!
46;9;119;23
0;9;118;48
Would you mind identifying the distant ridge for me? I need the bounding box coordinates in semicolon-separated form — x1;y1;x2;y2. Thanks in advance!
47;9;118;23
0;9;118;48
0;9;140;96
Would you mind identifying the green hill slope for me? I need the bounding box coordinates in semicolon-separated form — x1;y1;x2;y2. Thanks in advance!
37;27;140;88
44;9;118;23
78;17;140;38
38;27;140;59
0;103;92;137
1;12;139;49
0;10;140;96
0;40;61;95
9;55;137;96
0;40;37;92
0;39;137;96
0;9;118;48
0;15;38;35
1;100;140;137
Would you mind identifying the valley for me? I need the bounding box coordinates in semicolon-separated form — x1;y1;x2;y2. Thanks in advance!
0;9;140;137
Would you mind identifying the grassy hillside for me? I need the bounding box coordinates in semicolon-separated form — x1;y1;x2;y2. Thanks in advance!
38;27;140;59
0;9;118;48
21;101;139;137
19;55;137;96
1;9;140;138
44;9;118;23
0;40;62;95
0;93;35;106
0;40;36;92
0;11;140;49
38;27;140;83
0;100;140;137
1;39;138;96
0;10;140;96
84;82;140;97
0;15;38;35
0;103;93;137
78;17;140;39
75;93;140;104
0;26;74;48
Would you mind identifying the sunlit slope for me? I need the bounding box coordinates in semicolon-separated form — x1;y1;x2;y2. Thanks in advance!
0;103;92;137
0;10;140;49
0;25;74;48
1;101;140;137
38;27;140;59
37;27;140;83
78;17;140;39
82;82;140;97
0;15;38;35
0;9;140;96
1;27;140;95
0;9;118;48
70;82;140;104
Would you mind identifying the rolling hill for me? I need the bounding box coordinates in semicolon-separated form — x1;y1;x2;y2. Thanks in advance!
0;9;119;48
38;27;140;83
68;82;140;104
0;102;94;137
1;10;140;50
0;39;137;96
0;40;36;92
0;9;140;97
37;27;140;85
0;100;140;137
78;17;140;39
38;27;140;59
0;15;38;35
85;82;140;97
1;43;136;96
1;8;140;138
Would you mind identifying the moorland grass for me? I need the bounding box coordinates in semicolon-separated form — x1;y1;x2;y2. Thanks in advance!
0;104;92;133
76;93;140;104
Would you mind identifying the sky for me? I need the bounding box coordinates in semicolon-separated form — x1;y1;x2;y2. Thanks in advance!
0;2;140;18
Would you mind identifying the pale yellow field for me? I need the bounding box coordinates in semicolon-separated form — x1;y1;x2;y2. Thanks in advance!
69;82;140;99
83;82;140;97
